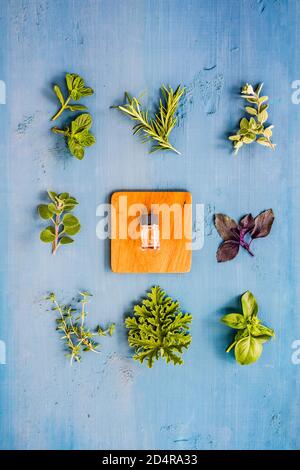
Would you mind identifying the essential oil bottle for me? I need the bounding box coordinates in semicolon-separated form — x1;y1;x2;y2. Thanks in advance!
140;213;160;250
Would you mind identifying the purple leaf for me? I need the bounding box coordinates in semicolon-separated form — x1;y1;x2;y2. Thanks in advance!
239;213;255;233
216;240;240;262
214;214;238;241
251;209;274;239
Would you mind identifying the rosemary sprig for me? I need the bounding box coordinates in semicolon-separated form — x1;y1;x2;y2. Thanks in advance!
113;85;184;155
46;291;115;365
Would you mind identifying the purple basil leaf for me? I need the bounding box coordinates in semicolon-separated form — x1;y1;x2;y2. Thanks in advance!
239;213;255;233
216;240;240;262
251;209;275;239
214;214;238;241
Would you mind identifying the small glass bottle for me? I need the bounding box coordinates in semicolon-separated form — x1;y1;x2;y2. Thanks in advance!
140;213;160;250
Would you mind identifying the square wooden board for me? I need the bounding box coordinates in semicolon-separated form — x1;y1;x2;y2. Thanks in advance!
111;191;192;273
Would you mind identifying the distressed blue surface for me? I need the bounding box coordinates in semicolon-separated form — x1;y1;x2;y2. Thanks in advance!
0;0;300;450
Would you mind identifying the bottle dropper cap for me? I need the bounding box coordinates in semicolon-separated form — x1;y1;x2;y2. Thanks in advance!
140;213;159;225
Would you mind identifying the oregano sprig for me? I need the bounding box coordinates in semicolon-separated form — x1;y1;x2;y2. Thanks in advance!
38;190;81;255
52;113;96;160
229;83;275;154
46;291;115;365
221;291;275;365
113;85;185;155
125;286;192;368
51;73;94;121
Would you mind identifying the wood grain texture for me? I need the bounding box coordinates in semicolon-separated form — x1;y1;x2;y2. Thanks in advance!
111;191;192;273
0;0;300;451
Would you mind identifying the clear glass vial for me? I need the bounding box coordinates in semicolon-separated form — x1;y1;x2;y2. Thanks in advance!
140;213;160;250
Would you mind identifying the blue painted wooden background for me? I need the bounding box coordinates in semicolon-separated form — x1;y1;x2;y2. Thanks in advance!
0;0;300;450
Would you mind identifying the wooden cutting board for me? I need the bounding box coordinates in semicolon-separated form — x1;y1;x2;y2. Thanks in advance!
111;191;192;273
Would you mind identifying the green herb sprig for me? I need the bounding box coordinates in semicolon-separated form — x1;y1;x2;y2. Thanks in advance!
125;286;192;368
113;85;184;155
46;292;115;365
221;291;275;365
51;113;96;160
51;73;94;121
38;190;81;255
229;83;275;154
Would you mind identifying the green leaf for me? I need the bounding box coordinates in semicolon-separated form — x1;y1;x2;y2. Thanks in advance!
255;83;263;96
59;236;74;245
251;324;275;338
63;214;80;228
53;85;64;105
240;118;249;129
228;135;241;141
40;226;55;243
67;104;87;112
64;223;81;235
77;130;96;147
263;126;273;138
38;204;51;220
71;113;92;134
258;110;268;123
257;137;271;147
66;73;77;92
47;203;61;215
68;138;85;159
254;335;273;344
242;133;256;144
47;190;57;202
235;335;263;365
80;87;94;97
107;323;116;336
65;197;78;204
260;104;269;112
259;96;268;105
221;313;247;329
241;291;258;318
59;192;70;200
245;106;257;116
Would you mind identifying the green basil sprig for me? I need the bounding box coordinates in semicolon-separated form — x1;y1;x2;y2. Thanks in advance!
38;191;81;255
51;113;96;160
51;73;94;121
221;291;275;365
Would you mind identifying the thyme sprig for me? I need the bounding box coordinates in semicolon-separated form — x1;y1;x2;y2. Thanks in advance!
46;292;115;365
113;85;184;155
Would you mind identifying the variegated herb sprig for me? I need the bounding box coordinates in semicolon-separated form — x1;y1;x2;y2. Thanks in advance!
51;73;94;121
38;191;81;255
229;83;275;154
46;291;115;365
